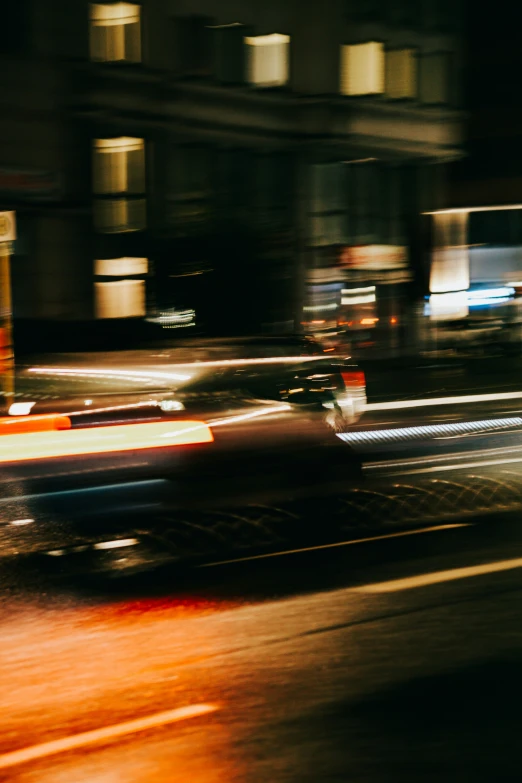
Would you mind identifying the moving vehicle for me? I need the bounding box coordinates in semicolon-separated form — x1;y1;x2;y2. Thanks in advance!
0;335;366;567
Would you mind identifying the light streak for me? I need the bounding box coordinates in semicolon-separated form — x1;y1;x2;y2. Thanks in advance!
351;557;522;593
365;390;522;412
341;287;376;295
8;402;35;416
0;420;213;464
338;416;522;445
0;414;71;435
341;294;376;305
209;405;292;428
29;367;192;383
424;204;522;215
0;704;218;770
94;538;139;550
200;524;469;567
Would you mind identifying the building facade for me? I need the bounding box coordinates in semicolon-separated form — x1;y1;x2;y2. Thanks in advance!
423;8;522;349
0;0;464;348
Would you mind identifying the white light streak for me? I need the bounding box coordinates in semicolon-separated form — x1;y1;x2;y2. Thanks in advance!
424;204;522;215
169;356;333;369
209;405;292;428
303;303;338;312
341;287;376;295
338;416;522;445
8;403;35;416
351;557;522;593
94;538;138;550
365;390;522;413
468;287;515;299
29;367;192;383
341;294;376;305
468;298;511;307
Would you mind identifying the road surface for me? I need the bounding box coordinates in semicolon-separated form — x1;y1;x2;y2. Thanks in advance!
1;515;522;781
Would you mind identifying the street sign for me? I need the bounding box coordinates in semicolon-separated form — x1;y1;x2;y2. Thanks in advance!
0;211;16;243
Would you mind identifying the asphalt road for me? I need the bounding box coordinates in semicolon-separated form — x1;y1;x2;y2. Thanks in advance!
2;515;522;782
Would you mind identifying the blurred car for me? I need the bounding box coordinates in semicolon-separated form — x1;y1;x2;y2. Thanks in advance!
0;335;366;565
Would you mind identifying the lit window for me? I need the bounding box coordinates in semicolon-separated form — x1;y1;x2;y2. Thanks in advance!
340;42;384;96
89;3;141;63
94;257;148;276
244;33;290;87
95;280;146;318
385;49;417;99
93;137;145;233
93;137;145;194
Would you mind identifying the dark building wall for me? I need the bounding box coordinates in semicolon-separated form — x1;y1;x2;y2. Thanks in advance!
450;5;522;206
3;0;464;342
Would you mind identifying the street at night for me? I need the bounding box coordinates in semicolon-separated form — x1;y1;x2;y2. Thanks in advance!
2;1;522;780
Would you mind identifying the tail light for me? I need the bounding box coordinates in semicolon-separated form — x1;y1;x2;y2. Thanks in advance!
341;371;366;389
0;414;71;435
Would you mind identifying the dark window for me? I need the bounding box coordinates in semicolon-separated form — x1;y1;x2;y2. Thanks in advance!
210;23;246;84
469;211;514;247
174;16;213;77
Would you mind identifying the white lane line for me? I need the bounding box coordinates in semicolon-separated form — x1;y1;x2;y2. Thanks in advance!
199;523;470;568
365;442;522;471
351;557;522;594
365;390;522;412
0;704;218;771
389;455;522;475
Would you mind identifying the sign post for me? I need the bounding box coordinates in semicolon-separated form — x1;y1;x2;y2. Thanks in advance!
0;211;16;400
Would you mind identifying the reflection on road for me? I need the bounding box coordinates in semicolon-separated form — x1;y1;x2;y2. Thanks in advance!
1;518;522;781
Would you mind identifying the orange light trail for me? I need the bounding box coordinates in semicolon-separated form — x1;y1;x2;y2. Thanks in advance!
0;420;213;464
0;414;71;435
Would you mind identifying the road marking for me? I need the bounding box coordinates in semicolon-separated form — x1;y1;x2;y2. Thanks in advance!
365;442;522;471
351;557;522;593
391;455;522;475
365;390;522;412
199;523;470;568
0;704;218;771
